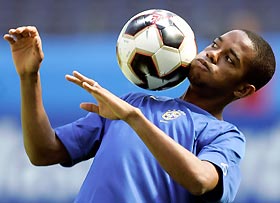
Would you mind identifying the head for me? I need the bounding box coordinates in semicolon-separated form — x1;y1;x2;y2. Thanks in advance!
188;29;276;101
241;29;276;91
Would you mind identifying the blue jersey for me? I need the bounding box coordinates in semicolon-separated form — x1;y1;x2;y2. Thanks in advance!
55;92;245;203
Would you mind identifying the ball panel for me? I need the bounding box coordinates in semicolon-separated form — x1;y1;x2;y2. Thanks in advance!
116;36;136;64
131;53;157;80
153;46;181;76
179;37;198;64
153;9;175;21
154;16;173;30
124;14;152;36
172;15;195;39
124;9;173;37
134;25;162;54
160;25;184;49
119;62;144;85
146;65;189;91
146;74;172;90
158;65;189;89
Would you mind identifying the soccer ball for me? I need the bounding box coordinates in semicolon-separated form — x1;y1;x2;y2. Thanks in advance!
116;9;197;91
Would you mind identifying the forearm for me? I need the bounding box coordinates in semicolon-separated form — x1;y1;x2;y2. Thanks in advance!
20;72;67;165
126;109;219;195
67;71;219;193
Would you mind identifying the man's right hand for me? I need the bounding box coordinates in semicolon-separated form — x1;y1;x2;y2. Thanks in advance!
3;26;44;77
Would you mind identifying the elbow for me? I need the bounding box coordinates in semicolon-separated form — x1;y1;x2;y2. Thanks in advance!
24;142;69;166
24;146;54;166
29;158;42;166
23;136;64;166
187;178;209;196
187;162;220;196
182;173;218;196
29;158;46;166
26;152;50;166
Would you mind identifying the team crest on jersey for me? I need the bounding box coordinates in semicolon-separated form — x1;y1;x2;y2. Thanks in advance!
161;110;185;121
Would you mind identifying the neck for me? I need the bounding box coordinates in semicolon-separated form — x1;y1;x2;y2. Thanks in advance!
180;86;232;120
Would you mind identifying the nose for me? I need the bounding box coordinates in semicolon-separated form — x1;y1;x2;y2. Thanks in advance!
206;50;219;64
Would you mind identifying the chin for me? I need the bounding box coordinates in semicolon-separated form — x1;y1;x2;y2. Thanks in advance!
188;74;206;88
188;70;208;88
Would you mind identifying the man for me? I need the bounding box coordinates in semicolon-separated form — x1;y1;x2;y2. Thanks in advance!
4;26;275;202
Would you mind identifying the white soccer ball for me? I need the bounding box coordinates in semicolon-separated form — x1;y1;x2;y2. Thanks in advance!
116;9;197;91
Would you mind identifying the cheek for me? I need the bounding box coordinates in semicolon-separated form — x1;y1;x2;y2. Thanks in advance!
212;69;228;81
189;60;239;88
212;71;240;90
212;61;237;82
212;69;234;84
199;68;237;89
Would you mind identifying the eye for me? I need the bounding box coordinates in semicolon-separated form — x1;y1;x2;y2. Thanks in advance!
211;41;218;48
225;56;234;64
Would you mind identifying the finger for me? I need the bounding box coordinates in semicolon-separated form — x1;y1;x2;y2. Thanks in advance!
81;82;106;103
3;34;16;44
73;71;95;86
13;26;32;35
22;31;31;38
8;28;17;35
80;102;99;113
8;33;23;41
65;74;83;87
21;26;38;38
65;74;76;82
82;81;116;106
25;26;39;37
11;27;26;40
8;26;38;40
82;81;98;93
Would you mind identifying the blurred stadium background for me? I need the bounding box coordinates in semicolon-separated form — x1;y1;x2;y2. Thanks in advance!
0;1;279;202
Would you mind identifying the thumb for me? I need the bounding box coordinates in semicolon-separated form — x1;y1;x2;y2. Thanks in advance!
33;36;44;60
80;102;99;113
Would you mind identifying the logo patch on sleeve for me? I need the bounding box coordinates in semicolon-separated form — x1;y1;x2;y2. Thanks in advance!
221;162;229;176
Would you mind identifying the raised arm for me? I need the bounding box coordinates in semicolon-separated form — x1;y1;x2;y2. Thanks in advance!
4;26;69;165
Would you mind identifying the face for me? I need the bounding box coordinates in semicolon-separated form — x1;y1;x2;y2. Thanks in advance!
188;30;255;96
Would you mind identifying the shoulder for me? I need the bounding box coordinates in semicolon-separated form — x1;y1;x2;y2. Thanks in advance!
206;119;245;142
197;118;245;147
175;100;245;142
195;117;246;159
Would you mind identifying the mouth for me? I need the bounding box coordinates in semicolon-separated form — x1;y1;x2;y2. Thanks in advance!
196;58;210;71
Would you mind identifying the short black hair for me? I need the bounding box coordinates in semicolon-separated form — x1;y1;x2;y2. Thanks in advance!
241;29;276;91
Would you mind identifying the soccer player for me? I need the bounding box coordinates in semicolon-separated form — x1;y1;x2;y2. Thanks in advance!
4;26;275;202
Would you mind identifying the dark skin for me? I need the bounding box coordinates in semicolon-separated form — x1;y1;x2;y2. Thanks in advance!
4;27;256;196
183;30;256;119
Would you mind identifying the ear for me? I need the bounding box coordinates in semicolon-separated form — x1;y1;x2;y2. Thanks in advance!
233;84;256;99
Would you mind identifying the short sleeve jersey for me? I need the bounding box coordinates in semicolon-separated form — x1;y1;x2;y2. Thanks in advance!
55;92;245;203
